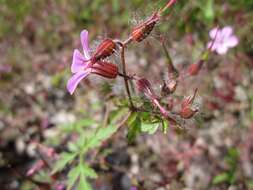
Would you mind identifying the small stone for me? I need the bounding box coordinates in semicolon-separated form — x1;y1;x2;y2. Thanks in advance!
234;86;247;102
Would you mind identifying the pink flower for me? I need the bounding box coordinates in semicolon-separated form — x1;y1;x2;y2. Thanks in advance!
67;30;118;95
207;26;239;55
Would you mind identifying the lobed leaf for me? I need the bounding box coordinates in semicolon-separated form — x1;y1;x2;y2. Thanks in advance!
87;124;118;148
52;152;77;174
67;166;81;190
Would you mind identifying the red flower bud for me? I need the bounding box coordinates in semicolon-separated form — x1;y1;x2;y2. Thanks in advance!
168;80;177;92
180;89;198;119
181;88;197;108
180;107;198;119
188;60;204;76
136;78;157;99
91;61;118;79
161;80;177;96
131;12;160;42
93;39;116;60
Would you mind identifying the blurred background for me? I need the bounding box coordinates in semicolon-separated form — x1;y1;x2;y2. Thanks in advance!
0;0;253;189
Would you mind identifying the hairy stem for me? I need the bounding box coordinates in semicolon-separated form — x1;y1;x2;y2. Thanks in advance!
120;44;135;109
159;0;177;15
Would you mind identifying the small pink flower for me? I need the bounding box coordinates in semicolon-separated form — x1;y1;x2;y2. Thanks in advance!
67;30;118;95
207;26;239;55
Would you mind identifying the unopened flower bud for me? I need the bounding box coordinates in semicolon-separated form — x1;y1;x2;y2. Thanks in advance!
180;107;198;119
168;80;177;93
181;88;197;108
93;39;116;61
188;60;204;76
91;61;118;79
136;78;157;99
131;12;160;42
161;80;177;96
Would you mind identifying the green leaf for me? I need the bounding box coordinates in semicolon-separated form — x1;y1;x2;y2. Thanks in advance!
109;107;129;125
87;124;118;148
228;172;236;184
112;0;120;13
68;142;79;152
247;180;253;189
212;173;229;185
80;164;97;179
66;162;97;190
127;114;141;142
74;119;97;130
162;120;169;134
61;119;97;133
228;148;239;159
127;112;138;126
203;0;214;22
67;166;81;190
141;122;159;134
77;174;92;190
52;152;77;174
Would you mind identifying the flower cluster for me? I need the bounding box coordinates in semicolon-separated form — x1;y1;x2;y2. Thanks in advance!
66;2;239;124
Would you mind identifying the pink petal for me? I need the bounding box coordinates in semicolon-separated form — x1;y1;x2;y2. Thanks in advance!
207;41;219;51
71;49;87;73
67;70;91;95
216;44;228;55
209;27;220;39
80;30;91;60
221;26;233;39
225;35;239;48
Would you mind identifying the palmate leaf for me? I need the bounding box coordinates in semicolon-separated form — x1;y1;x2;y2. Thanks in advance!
52;152;77;174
